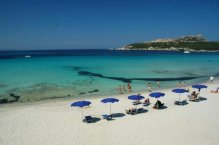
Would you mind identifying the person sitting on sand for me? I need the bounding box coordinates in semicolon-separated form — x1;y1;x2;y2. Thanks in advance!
190;91;198;100
211;87;219;93
143;98;150;105
194;93;199;100
126;108;136;114
125;108;132;114
153;100;164;109
131;108;137;113
191;91;196;96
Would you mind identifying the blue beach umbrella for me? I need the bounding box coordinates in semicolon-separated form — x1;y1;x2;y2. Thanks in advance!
71;100;91;119
71;100;91;107
101;98;119;114
128;95;145;100
149;92;165;99
128;95;144;109
192;84;207;96
172;89;188;103
172;89;188;93
192;85;207;90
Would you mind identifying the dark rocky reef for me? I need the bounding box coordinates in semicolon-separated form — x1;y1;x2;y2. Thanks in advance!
0;82;81;104
0;83;7;88
78;71;203;83
0;93;20;104
214;73;219;77
78;89;99;95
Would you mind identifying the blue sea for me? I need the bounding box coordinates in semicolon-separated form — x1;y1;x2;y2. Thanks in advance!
0;49;219;103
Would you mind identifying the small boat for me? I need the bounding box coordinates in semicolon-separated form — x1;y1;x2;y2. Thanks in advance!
25;55;31;58
184;51;190;54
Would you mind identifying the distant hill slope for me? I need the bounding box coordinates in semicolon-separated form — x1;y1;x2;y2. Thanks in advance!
124;35;219;51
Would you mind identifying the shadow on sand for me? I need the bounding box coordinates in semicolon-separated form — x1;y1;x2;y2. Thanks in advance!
198;97;207;102
138;108;148;113
112;113;126;118
174;101;189;106
189;97;207;103
91;117;101;123
153;106;168;110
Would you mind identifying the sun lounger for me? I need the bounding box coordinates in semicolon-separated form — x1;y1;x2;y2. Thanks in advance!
132;101;142;105
137;108;144;113
143;102;150;106
174;100;187;105
83;116;93;123
188;95;194;100
102;114;113;120
126;108;137;115
126;108;144;115
188;95;198;102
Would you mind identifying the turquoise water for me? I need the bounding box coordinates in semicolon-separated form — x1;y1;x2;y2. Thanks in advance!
0;50;219;102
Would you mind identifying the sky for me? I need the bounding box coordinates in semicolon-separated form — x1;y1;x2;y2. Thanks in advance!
0;0;219;50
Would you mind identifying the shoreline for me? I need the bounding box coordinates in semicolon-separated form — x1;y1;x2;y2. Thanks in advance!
1;79;217;109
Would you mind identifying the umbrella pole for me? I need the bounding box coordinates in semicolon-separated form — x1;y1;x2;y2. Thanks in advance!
110;103;112;115
179;94;181;105
81;108;83;120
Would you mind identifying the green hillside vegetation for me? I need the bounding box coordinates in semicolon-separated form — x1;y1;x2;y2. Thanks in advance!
125;41;219;51
124;35;219;51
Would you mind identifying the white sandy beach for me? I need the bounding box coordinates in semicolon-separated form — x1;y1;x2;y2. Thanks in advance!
0;82;219;145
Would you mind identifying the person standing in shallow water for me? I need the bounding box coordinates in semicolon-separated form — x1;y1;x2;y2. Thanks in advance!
177;82;182;88
182;82;186;88
183;82;189;92
156;81;160;88
123;84;126;92
147;82;152;92
117;85;123;94
209;76;214;83
127;82;132;92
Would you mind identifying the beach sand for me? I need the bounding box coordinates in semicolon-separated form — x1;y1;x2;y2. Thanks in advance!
0;82;219;145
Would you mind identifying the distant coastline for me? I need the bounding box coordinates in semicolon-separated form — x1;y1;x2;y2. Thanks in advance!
113;35;219;52
112;48;219;52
